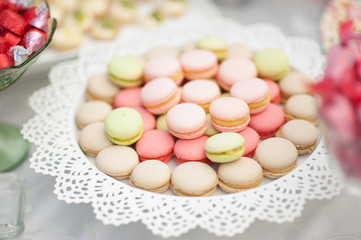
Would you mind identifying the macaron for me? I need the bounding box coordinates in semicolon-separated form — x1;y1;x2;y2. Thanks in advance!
171;162;218;196
276;119;319;154
204;113;220;136
135;129;175;162
141;77;181;115
166;103;207;139
264;79;281;104
79;122;114;156
145;46;180;60
109;0;136;24
133;107;156;132
95;146;139;180
157;0;187;17
129;160;171;193
216;57;258;91
108;56;144;87
144;56;184;85
104;107;144;145
156;114;169;132
85;73;119;104
230;78;271;114
113;87;143;109
180;49;218;80
249;103;285;139
205;132;245;163
218;157;263;193
209;97;250;132
227;44;254;59
174;136;210;165
283;94;319;124
237;127;260;158
75;101;113;129
196;35;228;61
181;79;221;112
279;71;313;102
254;137;298;178
254;48;290;81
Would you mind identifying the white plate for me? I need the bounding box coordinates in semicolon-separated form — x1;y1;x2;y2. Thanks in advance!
22;18;341;238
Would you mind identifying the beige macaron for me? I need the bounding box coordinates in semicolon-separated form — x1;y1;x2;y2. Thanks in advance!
283;94;319;124
254;137;298;178
95;146;139;180
78;122;113;156
171;162;218;196
218;157;263;193
279;71;313;102
86;73;120;104
227;44;254;59
145;47;180;60
75;100;113;129
129;160;171;193
276;119;319;154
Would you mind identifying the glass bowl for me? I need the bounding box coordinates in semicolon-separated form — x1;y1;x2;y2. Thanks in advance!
0;1;57;91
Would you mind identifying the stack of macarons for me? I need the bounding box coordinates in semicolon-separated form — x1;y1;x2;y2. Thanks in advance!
75;35;320;196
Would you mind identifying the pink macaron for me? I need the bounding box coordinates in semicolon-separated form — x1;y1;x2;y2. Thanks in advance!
237;127;260;158
132;107;156;132
209;97;250;132
144;56;184;85
135;129;175;162
230;78;271;114
141;77;181;115
113;87;143;109
166;103;207;139
249;103;285;139
264;79;281;104
180;49;218;80
173;136;211;165
181;79;221;112
216;57;258;91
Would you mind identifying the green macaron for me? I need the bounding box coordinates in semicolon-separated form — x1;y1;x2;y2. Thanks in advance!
104;107;144;145
205;132;244;163
108;56;144;87
253;48;290;81
196;35;228;60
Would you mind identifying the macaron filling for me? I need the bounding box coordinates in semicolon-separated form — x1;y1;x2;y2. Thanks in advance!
130;178;170;193
184;64;218;80
218;173;263;191
106;129;144;145
206;146;244;163
258;160;298;177
168;120;208;139
248;92;271;110
109;74;143;86
143;89;180;109
139;148;173;162
211;115;250;127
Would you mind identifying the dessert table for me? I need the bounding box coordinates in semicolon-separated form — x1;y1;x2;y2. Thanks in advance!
1;0;361;239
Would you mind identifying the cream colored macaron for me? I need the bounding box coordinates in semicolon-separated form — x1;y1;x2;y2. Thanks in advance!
79;122;114;156
227;44;254;59
129;160;171;193
276;119;319;154
279;71;313;102
218;157;263;193
145;47;180;60
283;94;319;125
75;101;113;129
95;146;139;180
86;73;119;104
254;137;298;178
171;162;218;196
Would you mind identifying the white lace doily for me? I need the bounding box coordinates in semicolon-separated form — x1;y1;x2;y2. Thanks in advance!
22;18;342;238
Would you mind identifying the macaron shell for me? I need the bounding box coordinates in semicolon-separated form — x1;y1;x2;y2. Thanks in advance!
113;87;143;108
276;119;318;154
249;103;285;139
108;56;144;87
79;122;114;156
196;35;228;60
75;101;113;129
135;129;175;162
217;58;258;91
237;127;260;157
171;162;218;196
156;114;169;132
279;71;313;102
86;73;119;104
95;145;139;179
254;48;290;80
182;79;221;105
180;49;218;72
133;107;156;132
218;157;263;193
264;79;281;104
166;103;207;138
227;44;254;59
174;136;208;162
254;137;298;178
209;97;249;121
145;47;180;60
130;160;171;193
144;56;184;84
204;113;220;136
104;108;144;145
284;94;319;124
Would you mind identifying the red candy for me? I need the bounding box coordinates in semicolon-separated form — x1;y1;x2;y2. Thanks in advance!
0;10;27;36
0;30;21;45
0;35;9;53
22;6;36;23
0;53;12;68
